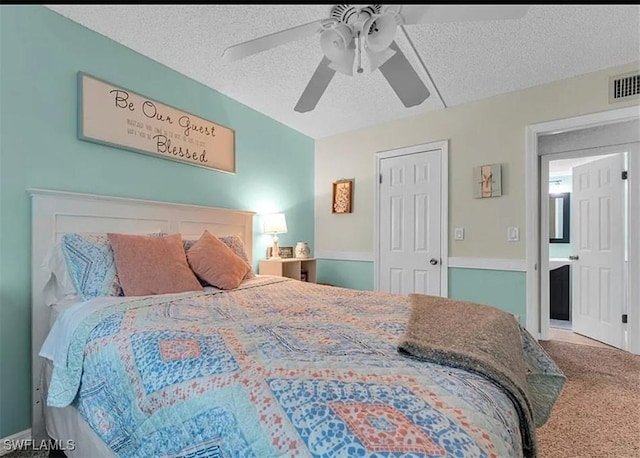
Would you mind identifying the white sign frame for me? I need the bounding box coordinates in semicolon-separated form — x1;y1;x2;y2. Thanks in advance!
78;72;236;174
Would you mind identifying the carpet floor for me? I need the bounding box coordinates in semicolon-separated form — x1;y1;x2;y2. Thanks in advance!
537;340;640;458
4;340;637;458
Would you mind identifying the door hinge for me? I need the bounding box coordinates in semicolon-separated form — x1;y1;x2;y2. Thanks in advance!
379;173;382;184
622;314;628;324
622;170;628;180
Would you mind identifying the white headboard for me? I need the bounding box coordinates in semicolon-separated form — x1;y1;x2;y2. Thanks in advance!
29;188;254;441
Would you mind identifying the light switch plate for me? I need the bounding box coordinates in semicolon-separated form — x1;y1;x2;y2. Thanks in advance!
507;226;520;242
454;227;465;240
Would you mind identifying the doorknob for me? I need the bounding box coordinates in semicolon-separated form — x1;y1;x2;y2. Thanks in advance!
429;258;439;265
569;255;579;261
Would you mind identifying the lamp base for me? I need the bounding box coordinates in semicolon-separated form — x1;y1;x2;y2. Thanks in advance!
269;235;280;260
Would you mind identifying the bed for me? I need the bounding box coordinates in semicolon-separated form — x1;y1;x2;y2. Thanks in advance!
31;189;563;458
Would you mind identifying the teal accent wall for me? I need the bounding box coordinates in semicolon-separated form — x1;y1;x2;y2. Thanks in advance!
549;243;573;258
0;5;314;438
317;260;374;291
448;268;527;324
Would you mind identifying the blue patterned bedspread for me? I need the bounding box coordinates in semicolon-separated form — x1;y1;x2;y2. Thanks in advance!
46;276;547;457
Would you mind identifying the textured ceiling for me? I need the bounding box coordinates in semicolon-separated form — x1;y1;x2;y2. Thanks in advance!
45;4;640;139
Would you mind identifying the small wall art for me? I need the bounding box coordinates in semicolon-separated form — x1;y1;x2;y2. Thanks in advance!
473;164;502;198
332;179;354;214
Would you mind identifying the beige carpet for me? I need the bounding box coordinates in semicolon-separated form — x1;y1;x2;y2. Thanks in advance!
537;340;640;458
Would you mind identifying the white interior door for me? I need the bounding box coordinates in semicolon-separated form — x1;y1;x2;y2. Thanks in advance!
571;153;625;348
379;150;442;295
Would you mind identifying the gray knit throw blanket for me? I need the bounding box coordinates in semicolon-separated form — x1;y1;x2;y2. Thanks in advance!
398;293;537;458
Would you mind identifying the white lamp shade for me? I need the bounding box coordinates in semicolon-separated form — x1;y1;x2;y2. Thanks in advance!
263;213;288;234
320;25;355;76
320;24;353;61
364;14;397;53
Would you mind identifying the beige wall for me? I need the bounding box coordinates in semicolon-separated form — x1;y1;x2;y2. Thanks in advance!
315;61;640;259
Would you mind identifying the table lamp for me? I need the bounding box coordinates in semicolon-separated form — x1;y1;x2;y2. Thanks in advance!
263;213;287;259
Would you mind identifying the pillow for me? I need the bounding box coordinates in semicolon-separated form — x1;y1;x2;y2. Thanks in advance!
219;235;256;280
183;234;255;280
108;232;203;296
186;230;250;290
42;242;79;306
61;234;123;301
60;231;164;301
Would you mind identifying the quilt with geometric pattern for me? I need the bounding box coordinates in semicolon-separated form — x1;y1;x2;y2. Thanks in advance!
46;276;536;457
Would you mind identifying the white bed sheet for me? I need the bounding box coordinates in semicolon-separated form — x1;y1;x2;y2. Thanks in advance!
49;297;84;329
40;296;133;368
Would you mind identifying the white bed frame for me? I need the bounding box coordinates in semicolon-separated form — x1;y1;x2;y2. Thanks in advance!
29;188;255;444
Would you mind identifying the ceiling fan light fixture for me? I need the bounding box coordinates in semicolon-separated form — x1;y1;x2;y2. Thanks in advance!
327;50;355;76
320;24;352;60
363;13;397;53
320;24;355;76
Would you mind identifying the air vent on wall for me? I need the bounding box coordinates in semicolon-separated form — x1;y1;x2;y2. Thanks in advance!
609;71;640;103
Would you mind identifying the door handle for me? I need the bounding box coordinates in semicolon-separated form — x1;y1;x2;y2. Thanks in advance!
429;258;439;265
569;255;579;261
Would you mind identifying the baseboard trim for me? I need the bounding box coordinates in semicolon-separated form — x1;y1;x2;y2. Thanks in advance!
0;429;32;456
315;250;374;262
448;257;527;272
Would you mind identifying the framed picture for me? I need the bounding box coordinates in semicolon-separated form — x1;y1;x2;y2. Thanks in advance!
78;72;235;174
332;179;354;214
279;246;294;258
473;164;502;198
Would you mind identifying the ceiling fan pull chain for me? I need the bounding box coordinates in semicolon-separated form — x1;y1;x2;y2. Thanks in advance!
356;31;363;74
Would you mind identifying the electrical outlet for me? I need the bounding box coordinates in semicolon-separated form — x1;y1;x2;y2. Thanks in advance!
454;227;465;241
507;226;520;242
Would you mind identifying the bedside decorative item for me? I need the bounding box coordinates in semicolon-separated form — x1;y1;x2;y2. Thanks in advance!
279;246;294;259
263;213;287;259
473;164;502;198
332;179;354;213
295;241;311;258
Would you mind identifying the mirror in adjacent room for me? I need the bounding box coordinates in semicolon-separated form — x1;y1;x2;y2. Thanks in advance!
549;192;570;243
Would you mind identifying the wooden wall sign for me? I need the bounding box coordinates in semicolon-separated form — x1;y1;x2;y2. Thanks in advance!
332;179;354;214
78;72;235;174
473;164;502;198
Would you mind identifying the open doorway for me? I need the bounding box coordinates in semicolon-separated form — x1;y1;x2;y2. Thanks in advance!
525;107;640;355
543;150;631;349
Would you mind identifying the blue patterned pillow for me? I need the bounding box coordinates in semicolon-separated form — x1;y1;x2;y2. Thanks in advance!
61;234;123;301
219;235;255;279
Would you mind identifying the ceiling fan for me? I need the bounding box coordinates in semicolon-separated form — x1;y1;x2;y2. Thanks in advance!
222;5;531;113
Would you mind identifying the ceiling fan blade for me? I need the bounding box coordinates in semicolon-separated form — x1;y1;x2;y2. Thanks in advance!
295;56;336;113
378;42;430;108
222;19;325;62
398;5;530;25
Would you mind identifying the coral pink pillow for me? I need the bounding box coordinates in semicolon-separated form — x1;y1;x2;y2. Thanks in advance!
186;230;250;290
107;232;203;296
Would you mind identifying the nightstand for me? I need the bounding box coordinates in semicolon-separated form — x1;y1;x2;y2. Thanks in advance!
259;258;317;283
